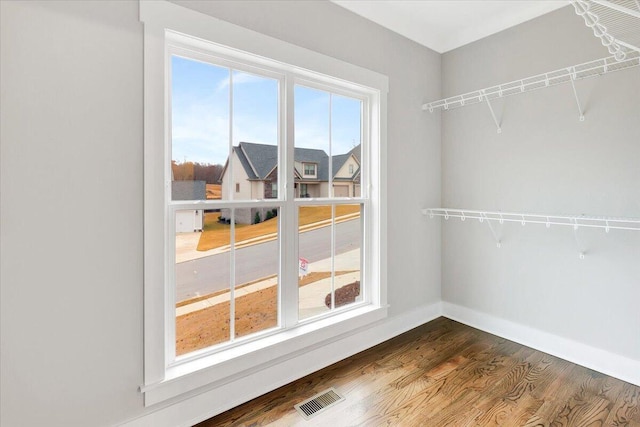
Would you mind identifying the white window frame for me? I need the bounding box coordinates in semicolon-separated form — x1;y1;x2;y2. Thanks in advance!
140;1;388;407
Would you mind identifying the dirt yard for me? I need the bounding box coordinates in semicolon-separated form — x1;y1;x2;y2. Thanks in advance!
176;272;359;356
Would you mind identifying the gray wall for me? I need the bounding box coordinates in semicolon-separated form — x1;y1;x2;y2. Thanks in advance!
0;1;441;425
442;7;640;360
1;1;144;425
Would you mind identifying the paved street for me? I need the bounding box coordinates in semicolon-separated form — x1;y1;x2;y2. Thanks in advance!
176;219;361;302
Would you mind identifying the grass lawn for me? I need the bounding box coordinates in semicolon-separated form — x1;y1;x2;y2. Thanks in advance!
197;205;360;251
206;184;221;199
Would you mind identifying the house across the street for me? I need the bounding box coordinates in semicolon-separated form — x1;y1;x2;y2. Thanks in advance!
219;141;361;224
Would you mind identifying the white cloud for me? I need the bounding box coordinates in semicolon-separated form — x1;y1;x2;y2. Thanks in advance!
215;72;268;93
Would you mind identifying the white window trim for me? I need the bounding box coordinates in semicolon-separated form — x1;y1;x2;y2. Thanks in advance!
141;0;388;407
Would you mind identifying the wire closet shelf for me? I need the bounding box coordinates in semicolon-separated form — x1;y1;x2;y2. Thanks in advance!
571;0;640;60
423;208;640;232
421;51;639;113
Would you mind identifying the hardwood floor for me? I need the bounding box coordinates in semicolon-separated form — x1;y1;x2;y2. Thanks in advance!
196;317;640;426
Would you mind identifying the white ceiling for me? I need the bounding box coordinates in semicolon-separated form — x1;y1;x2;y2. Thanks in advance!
331;1;571;53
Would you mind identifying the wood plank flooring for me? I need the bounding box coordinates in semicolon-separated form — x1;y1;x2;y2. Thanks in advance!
196;317;640;426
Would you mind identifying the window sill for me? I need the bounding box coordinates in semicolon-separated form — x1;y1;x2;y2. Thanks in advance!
141;304;387;406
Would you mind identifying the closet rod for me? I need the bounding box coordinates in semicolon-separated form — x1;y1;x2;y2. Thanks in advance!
422;208;640;232
422;51;639;112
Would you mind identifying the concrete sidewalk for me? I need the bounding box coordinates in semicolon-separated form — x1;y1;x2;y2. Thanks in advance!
176;249;361;318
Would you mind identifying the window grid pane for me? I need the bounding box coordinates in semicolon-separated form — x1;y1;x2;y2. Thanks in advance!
171;56;284;356
175;209;231;356
298;204;363;320
169;51;370;359
170;55;229;202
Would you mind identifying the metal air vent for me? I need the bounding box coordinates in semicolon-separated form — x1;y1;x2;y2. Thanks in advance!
294;388;345;420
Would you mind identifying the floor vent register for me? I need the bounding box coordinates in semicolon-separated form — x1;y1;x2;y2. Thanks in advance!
294;388;345;420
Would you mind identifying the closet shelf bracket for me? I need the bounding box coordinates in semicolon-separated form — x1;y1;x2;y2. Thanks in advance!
481;212;502;248
568;68;586;122
481;90;502;133
572;218;586;259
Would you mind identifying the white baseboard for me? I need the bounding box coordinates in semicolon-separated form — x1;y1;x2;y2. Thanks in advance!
442;302;640;387
121;302;443;427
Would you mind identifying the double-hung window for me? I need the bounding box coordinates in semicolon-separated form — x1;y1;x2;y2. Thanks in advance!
141;1;387;406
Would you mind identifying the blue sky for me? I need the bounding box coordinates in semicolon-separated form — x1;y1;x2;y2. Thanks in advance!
171;55;361;166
